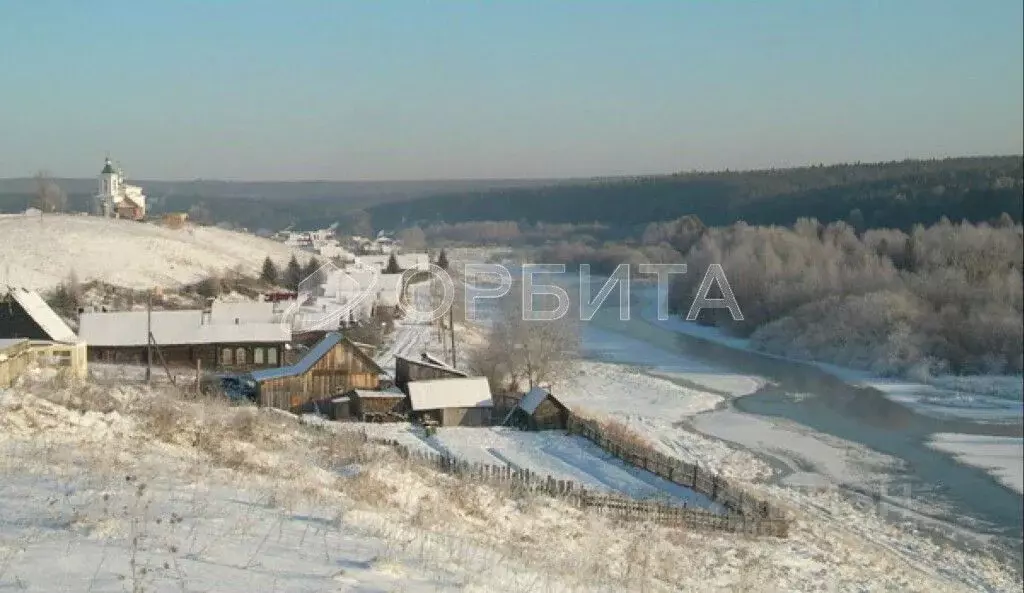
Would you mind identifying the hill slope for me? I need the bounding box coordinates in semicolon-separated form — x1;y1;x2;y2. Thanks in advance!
0;214;311;291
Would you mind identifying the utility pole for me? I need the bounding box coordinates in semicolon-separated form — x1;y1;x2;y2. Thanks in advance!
449;305;456;368
145;290;152;384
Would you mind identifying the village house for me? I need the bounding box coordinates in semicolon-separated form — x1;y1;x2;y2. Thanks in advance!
247;332;384;412
406;376;494;427
95;157;146;220
503;386;571;431
78;307;289;370
0;287;88;379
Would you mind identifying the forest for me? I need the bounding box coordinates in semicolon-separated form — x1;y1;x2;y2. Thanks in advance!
367;156;1022;234
668;216;1023;377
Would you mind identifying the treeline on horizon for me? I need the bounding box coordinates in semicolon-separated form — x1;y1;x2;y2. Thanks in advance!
366;156;1023;235
1;156;1020;236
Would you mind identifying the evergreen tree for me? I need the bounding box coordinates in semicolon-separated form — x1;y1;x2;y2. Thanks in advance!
303;257;321;278
436;249;449;270
285;255;303;290
384;253;402;274
260;256;279;285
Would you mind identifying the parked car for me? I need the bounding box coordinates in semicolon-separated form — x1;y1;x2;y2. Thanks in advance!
200;373;257;402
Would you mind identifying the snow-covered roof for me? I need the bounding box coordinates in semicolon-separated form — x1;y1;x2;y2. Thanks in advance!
349;388;405;399
518;386;552;414
210;300;279;324
407;377;492;411
78;310;289;347
4;288;78;343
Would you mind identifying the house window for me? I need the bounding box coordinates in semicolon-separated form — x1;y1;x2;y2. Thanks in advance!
267;347;278;365
254;348;264;365
221;348;233;365
236;348;247;366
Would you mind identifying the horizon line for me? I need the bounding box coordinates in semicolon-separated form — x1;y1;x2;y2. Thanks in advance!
2;153;1020;185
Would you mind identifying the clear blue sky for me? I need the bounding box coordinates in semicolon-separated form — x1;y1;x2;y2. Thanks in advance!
1;1;1021;180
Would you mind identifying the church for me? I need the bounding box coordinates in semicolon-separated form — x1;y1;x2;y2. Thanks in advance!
95;156;147;220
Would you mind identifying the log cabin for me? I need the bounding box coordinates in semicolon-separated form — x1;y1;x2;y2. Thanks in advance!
248;332;385;412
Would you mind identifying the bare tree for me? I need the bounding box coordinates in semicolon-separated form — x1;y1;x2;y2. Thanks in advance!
33;171;68;213
472;290;580;392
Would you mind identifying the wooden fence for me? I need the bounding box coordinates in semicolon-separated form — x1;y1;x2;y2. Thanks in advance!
564;412;784;521
365;433;789;538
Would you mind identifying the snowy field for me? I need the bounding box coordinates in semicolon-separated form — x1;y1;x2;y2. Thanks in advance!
928;434;1024;495
362;424;722;511
0;214;312;291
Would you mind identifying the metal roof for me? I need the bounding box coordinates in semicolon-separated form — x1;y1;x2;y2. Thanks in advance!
518;386;552;415
78;309;289;347
407;376;493;411
4;288;78;343
249;332;383;382
250;332;344;381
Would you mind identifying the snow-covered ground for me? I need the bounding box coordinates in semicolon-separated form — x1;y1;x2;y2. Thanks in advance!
928;434;1024;495
363;424;722;511
2;374;1020;591
0;214;312;291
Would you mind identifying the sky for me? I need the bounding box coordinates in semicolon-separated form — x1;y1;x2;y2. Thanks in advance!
1;1;1021;181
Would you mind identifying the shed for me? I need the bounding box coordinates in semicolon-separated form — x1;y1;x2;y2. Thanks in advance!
503;386;570;430
346;387;407;421
249;332;383;412
407;376;493;427
0;287;78;343
395;354;468;393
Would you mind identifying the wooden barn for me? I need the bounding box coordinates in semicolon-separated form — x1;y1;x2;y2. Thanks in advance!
346;387;407;421
78;309;289;371
407;376;494;427
503;386;571;430
248;332;384;412
395;353;467;393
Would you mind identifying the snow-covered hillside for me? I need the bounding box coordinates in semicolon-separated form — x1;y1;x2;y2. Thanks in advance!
3;372;1020;591
0;214;312;291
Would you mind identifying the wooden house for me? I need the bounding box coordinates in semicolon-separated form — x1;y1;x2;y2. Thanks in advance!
503;386;570;430
248;332;384;412
395;354;467;393
0;287;78;343
78;308;289;371
1;288;88;379
407;376;493;427
346;387;407;421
